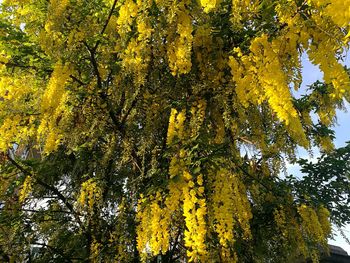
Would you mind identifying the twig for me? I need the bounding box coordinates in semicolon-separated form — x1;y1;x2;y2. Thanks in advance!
6;153;84;230
93;0;118;51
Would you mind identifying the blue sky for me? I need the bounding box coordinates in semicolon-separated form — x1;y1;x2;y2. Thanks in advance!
291;53;350;253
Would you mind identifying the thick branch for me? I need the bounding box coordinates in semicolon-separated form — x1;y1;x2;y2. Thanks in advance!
0;207;73;214
0;61;86;86
93;0;118;51
84;41;103;90
6;154;84;229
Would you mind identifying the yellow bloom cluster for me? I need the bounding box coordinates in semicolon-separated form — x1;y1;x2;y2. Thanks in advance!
272;202;332;263
190;99;206;138
229;34;308;147
182;172;208;262
298;204;328;244
34;0;67;56
310;0;350;28
211;169;252;261
295;204;331;262
212;171;235;247
121;39;144;70
44;0;70;33
273;211;307;259
231;0;260;26
78;178;102;211
199;0;221;13
274;207;288;238
117;0;138;36
135;197;150;259
167;6;193;75
136;192;172;259
38;63;71;153
318;136;334;152
137;169;208;262
19;176;33;203
165;180;184;214
166;108;186;145
169;149;186;178
0;74;39;151
118;0;152;85
90;238;101;263
136;162;332;262
137;18;153;42
149;192;170;254
317;206;331;237
193;25;213;80
0;115;22;150
212;107;225;144
307;36;350;102
166;108;177;145
0;53;9;71
301;12;350;127
41;63;71;113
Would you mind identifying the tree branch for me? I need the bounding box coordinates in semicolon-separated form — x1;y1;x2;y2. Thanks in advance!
93;0;118;51
0;61;86;87
30;242;81;262
83;41;103;90
0;207;73;214
6;153;84;229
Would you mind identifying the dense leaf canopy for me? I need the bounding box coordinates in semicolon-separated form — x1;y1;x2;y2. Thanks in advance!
0;0;350;262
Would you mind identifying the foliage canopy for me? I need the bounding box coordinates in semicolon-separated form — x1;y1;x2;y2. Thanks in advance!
0;0;350;262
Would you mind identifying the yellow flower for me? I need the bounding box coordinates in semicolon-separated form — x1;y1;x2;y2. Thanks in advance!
19;176;32;203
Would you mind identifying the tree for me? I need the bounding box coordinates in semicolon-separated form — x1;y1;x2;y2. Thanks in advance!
288;141;350;229
0;0;349;262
